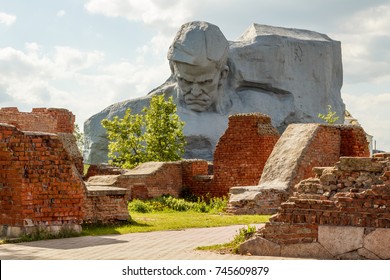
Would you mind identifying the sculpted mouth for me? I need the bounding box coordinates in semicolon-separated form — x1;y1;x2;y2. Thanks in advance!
185;96;210;105
186;99;208;105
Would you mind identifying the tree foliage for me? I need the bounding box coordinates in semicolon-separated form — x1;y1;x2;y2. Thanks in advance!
101;95;186;169
73;124;84;153
102;110;146;169
318;105;339;124
143;95;186;162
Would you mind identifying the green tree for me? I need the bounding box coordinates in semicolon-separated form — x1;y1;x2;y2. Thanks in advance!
73;124;85;153
318;105;339;124
101;109;146;169
101;95;186;169
143;95;186;162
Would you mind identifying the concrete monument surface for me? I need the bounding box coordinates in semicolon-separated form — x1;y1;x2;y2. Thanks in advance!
84;21;345;164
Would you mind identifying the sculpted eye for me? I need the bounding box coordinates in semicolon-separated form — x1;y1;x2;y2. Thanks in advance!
199;79;213;85
178;77;191;85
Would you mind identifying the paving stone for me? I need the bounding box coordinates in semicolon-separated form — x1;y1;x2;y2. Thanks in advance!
0;225;295;260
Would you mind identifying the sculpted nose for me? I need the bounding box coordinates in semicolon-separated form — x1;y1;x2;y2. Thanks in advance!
191;84;202;96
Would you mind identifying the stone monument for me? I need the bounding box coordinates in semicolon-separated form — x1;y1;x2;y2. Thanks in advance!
84;21;345;164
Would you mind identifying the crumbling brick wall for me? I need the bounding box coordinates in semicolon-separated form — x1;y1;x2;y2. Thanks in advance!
84;187;129;223
240;154;390;259
211;113;279;197
340;126;370;157
0;107;83;174
86;162;184;200
0;107;75;133
85;160;216;200
228;124;370;215
293;125;342;189
275;156;389;228
1;109;130;237
0;124;85;237
181;160;213;197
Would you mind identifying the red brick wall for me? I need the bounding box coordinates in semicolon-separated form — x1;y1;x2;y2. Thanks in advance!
0;124;84;229
211;113;279;197
340;126;370;157
293;126;342;190
181;160;213;197
85;160;215;200
1;123;130;236
259;155;390;245
112;162;183;200
84;193;129;223
229;124;371;215
0;107;75;134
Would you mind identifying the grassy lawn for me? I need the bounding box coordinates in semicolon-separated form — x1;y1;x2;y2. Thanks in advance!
1;196;270;243
82;212;270;236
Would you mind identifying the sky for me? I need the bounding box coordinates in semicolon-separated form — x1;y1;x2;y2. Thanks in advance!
0;0;389;151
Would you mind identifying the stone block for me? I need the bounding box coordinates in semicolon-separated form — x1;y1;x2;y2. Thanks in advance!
357;248;381;260
239;236;280;257
6;226;22;238
363;228;390;259
318;225;364;256
338;157;384;172
281;242;334;259
337;251;366;260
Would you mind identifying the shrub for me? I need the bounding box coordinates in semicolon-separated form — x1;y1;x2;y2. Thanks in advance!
231;225;257;253
128;199;153;213
318;105;339;124
128;195;228;213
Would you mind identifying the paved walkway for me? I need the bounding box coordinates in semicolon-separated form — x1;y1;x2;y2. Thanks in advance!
0;224;291;260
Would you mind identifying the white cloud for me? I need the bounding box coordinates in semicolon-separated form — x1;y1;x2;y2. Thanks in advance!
84;0;194;28
53;46;105;72
342;4;390;36
0;45;169;128
343;92;390;152
25;42;41;53
136;32;173;57
57;10;66;17
0;11;16;26
331;4;390;84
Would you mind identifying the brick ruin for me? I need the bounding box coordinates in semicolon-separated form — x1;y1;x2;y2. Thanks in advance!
1;108;376;245
0;108;129;238
85;113;280;200
86;161;184;200
228;124;369;215
211;114;280;197
240;154;390;259
84;113;371;211
0;107;75;134
0;107;84;174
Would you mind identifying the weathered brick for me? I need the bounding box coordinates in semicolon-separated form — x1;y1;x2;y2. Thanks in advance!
1;109;130;237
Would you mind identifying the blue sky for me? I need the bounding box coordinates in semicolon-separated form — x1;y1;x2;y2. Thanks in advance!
0;0;389;151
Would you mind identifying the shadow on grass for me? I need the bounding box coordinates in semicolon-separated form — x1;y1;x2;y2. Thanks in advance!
81;218;152;236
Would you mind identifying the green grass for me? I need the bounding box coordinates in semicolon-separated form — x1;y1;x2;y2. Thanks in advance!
1;195;270;243
196;225;257;254
82;212;270;236
83;196;269;236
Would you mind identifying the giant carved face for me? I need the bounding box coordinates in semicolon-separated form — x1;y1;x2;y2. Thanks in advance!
173;61;224;112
